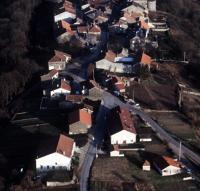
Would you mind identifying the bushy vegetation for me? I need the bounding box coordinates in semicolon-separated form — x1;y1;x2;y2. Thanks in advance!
157;0;200;86
0;0;42;111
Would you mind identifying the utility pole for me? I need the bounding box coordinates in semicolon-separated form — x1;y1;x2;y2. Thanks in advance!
178;85;182;109
183;51;186;63
179;141;182;161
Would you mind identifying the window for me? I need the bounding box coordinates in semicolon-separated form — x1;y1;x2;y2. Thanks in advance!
40;165;43;169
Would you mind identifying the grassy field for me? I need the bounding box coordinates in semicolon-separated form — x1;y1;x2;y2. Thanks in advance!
90;157;134;191
127;152;200;191
148;111;200;154
149;112;194;140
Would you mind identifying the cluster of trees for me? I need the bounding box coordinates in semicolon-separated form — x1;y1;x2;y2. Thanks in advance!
157;0;200;85
0;0;41;110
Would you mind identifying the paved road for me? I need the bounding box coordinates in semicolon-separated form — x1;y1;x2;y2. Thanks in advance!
80;98;111;191
103;91;200;167
80;90;200;191
78;29;109;191
62;30;108;83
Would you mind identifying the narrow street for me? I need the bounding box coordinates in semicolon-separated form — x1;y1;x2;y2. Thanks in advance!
80;99;110;191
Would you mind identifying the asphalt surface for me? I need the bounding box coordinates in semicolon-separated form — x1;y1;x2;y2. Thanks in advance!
103;91;200;167
80;99;110;191
62;30;108;83
80;90;200;191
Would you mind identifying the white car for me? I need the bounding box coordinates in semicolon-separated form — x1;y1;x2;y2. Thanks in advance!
134;103;140;109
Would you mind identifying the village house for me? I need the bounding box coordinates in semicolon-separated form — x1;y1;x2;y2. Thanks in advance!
36;134;76;172
142;160;151;171
96;50;135;74
77;26;88;37
61;20;73;32
122;4;147;16
51;79;71;98
140;52;152;67
54;1;76;23
66;94;83;104
110;145;124;157
88;25;101;35
139;19;151;38
109;107;137;145
134;0;148;9
95;15;109;24
68;107;94;134
120;11;142;26
109;20;128;34
48;50;71;71
41;69;59;82
153;155;183;176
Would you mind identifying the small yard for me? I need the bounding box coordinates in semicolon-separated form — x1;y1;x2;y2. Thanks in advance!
127;152;200;191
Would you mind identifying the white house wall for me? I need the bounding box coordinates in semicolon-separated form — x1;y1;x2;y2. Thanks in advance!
111;130;136;145
96;60;133;74
110;150;124;157
51;88;70;98
161;165;182;176
36;152;72;172
54;12;76;23
48;61;66;71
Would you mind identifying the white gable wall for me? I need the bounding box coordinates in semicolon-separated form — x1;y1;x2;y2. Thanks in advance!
36;152;72;172
51;88;71;98
154;163;182;176
48;61;66;71
161;165;182;176
111;130;136;145
54;12;76;23
110;150;124;157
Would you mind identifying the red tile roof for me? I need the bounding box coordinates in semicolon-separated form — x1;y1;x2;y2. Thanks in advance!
68;108;93;126
61;79;71;91
154;155;182;170
80;108;93;126
66;94;83;102
89;25;101;33
118;107;136;134
48;69;58;77
115;82;125;91
122;12;141;23
61;20;72;31
140;19;150;30
41;69;58;81
49;50;71;63
143;160;150;166
64;1;76;14
56;134;74;157
77;26;88;33
140;53;152;65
